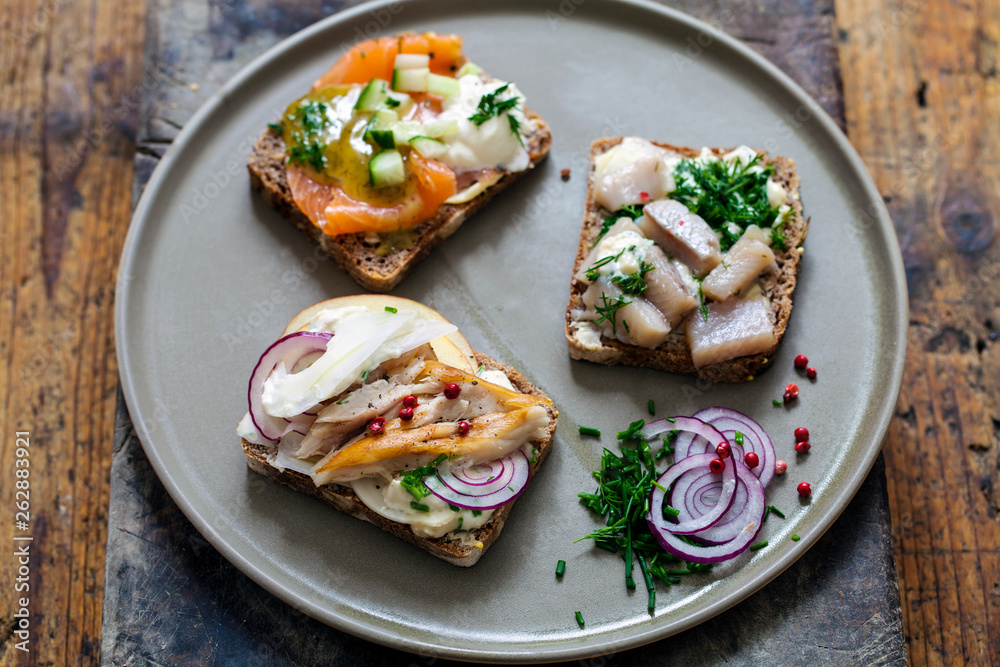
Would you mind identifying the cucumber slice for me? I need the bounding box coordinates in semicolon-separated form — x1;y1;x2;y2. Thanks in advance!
369;129;396;150
383;90;413;114
363;109;399;142
354;78;388;111
392;67;429;92
421;118;459;138
409;136;448;159
391;121;422;146
369;150;406;188
394;53;430;70
427;73;460;97
456;62;480;78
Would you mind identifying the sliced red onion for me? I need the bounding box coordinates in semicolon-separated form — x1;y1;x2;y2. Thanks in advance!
648;453;736;536
639;416;728;462
248;331;333;441
693;407;775;489
691;460;766;546
439;459;517;496
647;458;766;563
425;451;530;510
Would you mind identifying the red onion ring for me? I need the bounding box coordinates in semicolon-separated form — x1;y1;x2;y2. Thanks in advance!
439;459;516;495
648;453;736;536
647;459;766;563
639;416;728;463
691;460;765;546
692;407;775;489
247;332;332;441
425;451;531;510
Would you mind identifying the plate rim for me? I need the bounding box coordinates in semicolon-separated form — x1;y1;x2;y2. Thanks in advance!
114;0;908;660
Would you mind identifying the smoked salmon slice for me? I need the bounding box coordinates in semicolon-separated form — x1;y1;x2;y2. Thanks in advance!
313;33;465;88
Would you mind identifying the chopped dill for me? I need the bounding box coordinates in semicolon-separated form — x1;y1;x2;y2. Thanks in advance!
593;293;631;335
593;204;643;247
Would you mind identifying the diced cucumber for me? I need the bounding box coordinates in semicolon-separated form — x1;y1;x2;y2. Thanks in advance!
354;78;388;111
427;73;460;97
456;62;480;78
421;118;459;138
394;53;430;70
383;90;413;114
369;129;396;150
409;136;448;159
392;67;429;92
391;121;422;146
363;109;399;143
369;150;406;188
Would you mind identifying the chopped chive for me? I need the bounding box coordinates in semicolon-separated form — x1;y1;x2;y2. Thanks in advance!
734;431;744;446
773;399;783;406
667;576;682;584
665;417;676;423
791;534;801;541
448;504;460;512
636;550;655;612
457;517;463;530
652;480;669;494
471;510;482;517
556;560;566;577
750;540;768;551
667;569;692;576
579;425;601;437
476;363;485;374
663;504;680;518
384;306;398;313
647;399;655;415
767;505;785;519
575;611;585;628
409;501;430;512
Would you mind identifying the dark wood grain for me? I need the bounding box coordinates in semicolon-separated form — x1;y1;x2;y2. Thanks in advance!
95;0;907;665
835;0;1000;662
0;0;146;664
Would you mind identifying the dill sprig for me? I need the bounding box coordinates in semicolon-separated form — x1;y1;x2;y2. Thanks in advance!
611;260;653;295
577;424;712;612
285;100;332;171
670;155;781;251
593;293;631;335
593;205;643;247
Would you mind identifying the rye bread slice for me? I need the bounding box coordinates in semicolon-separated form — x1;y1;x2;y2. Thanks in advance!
565;138;808;383
240;352;558;567
248;105;552;293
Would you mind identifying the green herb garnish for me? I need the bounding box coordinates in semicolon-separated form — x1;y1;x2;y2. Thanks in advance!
577;425;712;612
610;259;653;295
579;426;601;437
556;560;566;577
399;454;447;500
766;505;785;519
410;501;430;512
284;100;332;171
575;611;585;628
593;205;643;247
670;154;781;251
647;399;655;416
593;293;631;335
773;399;783;406
268;122;283;133
288;142;326;171
694;277;708;322
384;306;398;313
791;534;801;541
469;83;520;128
750;540;768;551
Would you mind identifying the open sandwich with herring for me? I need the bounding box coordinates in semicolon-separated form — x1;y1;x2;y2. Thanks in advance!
566;137;808;383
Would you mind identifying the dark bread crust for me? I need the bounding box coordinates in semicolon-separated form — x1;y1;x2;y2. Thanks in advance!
241;351;558;567
248;110;552;293
565;137;809;383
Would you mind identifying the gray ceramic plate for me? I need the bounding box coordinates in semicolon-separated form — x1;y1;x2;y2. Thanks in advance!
115;0;907;661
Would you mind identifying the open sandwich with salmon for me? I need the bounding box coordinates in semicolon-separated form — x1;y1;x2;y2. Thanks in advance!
248;32;553;292
566;138;808;383
238;295;558;566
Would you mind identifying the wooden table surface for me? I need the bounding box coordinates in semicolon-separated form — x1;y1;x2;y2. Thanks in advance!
0;0;997;664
